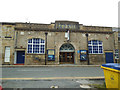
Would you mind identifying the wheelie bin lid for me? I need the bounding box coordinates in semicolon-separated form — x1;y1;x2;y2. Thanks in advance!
113;65;120;70
102;63;120;70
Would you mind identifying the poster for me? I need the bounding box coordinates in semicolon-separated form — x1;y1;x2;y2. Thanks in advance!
47;49;55;61
80;50;87;60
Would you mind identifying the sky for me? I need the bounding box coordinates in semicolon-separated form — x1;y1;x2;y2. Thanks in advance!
0;0;119;27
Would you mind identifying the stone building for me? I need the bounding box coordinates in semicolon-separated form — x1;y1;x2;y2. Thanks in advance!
0;21;119;65
118;29;120;62
112;27;120;63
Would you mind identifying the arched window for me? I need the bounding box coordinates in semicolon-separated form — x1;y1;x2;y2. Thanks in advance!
27;38;45;54
88;40;103;54
60;43;75;52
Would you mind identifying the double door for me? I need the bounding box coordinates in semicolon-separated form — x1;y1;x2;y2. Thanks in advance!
60;52;74;63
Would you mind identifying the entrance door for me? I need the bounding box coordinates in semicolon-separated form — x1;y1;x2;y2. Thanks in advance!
4;47;10;62
17;51;25;64
60;52;74;63
59;43;75;64
105;52;114;63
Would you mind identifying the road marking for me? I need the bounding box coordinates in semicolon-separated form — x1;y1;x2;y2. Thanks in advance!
1;77;104;80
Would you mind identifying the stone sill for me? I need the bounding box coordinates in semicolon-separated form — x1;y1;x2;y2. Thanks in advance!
26;53;45;55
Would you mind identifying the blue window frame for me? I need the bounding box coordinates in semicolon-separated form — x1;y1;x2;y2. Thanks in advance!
27;38;45;54
88;40;103;54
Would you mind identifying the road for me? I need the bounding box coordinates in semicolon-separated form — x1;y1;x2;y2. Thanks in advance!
2;67;104;79
1;66;105;88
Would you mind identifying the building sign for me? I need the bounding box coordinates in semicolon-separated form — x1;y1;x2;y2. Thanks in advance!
47;49;55;61
55;21;79;30
80;50;87;60
56;24;77;29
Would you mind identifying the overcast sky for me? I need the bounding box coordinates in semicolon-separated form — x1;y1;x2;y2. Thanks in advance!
0;0;119;27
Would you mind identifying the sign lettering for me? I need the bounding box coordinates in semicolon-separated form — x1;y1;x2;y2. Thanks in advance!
55;21;79;30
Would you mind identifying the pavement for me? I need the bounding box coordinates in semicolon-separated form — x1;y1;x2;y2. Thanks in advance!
0;64;101;68
2;79;105;88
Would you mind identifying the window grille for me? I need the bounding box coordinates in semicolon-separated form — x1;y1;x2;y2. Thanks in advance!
27;38;45;54
88;40;103;54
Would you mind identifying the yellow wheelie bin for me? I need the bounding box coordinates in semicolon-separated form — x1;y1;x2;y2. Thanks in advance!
101;63;120;89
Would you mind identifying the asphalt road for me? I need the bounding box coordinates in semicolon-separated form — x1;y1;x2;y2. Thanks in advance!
1;67;105;88
2;67;104;78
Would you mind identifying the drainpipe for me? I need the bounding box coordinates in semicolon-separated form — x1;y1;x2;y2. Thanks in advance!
86;33;89;65
45;32;48;65
15;31;18;48
14;28;18;64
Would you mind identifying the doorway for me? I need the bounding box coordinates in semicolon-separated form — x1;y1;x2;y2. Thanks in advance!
16;51;25;64
59;43;75;64
105;52;114;63
60;52;74;64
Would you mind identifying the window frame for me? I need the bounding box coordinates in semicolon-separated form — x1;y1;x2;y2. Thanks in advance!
88;40;103;54
27;38;45;54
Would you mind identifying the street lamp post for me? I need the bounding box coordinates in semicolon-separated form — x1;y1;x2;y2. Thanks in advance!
45;32;48;65
86;33;90;65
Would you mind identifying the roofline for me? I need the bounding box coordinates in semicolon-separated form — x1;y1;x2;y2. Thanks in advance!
0;21;117;28
15;27;114;34
0;22;16;25
83;25;112;28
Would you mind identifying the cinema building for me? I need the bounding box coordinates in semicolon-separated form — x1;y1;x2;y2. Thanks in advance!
0;21;119;65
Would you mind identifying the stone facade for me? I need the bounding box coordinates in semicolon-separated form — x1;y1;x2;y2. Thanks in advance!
118;31;120;63
1;23;15;65
1;21;119;65
0;24;2;65
119;42;120;62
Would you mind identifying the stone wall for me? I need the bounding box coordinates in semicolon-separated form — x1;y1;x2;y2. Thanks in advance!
2;24;15;65
1;21;117;65
0;24;2;65
89;54;105;65
119;42;120;62
16;29;115;65
82;26;112;32
16;23;51;30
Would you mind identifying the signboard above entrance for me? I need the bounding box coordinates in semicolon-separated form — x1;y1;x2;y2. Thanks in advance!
55;21;79;30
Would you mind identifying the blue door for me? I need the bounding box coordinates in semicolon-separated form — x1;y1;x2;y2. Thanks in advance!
17;51;25;64
105;52;114;63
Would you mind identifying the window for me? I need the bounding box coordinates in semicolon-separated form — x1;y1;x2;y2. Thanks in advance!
27;38;45;54
118;33;120;42
5;36;12;38
88;40;103;54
